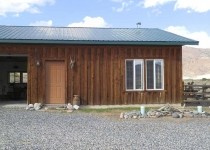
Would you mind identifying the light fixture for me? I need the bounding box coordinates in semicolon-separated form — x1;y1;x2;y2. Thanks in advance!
70;56;75;69
35;48;40;67
36;60;40;66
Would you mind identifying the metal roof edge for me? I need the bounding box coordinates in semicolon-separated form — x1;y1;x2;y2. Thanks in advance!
0;39;199;46
0;25;158;30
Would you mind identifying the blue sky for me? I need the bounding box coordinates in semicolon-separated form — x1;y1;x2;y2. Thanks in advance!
0;0;210;48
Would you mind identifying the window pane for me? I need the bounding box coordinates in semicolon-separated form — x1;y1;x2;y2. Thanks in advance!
155;60;163;89
10;73;15;83
126;60;133;90
135;61;142;89
147;60;154;89
14;72;20;83
22;73;28;83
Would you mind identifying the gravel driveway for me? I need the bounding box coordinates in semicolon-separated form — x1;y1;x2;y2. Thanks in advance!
1;106;210;150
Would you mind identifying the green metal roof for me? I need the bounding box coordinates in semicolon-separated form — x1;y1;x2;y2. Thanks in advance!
0;25;198;46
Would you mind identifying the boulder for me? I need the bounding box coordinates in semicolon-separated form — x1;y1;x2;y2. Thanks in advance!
183;112;194;118
28;104;34;108
155;112;162;118
26;104;34;110
73;105;79;110
178;113;183;118
202;113;207;118
133;115;138;119
124;114;128;119
147;111;156;117
26;106;30;110
172;112;179;118
29;107;35;111
120;113;124;119
67;103;73;110
193;111;199;115
34;103;42;110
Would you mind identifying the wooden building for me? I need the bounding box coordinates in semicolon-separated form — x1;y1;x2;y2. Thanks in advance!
0;26;198;105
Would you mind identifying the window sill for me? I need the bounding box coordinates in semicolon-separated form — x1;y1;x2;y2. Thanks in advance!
125;90;144;92
125;90;166;93
146;89;165;91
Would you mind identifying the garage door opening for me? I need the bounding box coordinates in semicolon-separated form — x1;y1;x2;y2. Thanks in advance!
0;56;27;103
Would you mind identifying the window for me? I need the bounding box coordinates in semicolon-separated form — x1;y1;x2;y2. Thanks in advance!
146;59;164;90
22;73;28;83
9;72;27;83
125;59;144;90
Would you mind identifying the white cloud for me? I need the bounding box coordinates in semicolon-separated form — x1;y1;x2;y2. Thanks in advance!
165;26;210;48
174;0;210;13
68;16;109;28
141;0;210;13
0;0;55;16
141;0;175;8
151;8;162;15
111;0;124;2
112;0;134;12
29;20;53;26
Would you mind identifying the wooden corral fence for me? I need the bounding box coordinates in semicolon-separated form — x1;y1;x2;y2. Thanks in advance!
183;81;210;105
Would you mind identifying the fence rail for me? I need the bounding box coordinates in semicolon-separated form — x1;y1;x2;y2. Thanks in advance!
183;84;210;105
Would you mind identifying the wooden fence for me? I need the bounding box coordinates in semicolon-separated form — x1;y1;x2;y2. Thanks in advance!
183;83;210;105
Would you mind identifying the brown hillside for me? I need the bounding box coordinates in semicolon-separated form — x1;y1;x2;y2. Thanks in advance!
183;46;210;79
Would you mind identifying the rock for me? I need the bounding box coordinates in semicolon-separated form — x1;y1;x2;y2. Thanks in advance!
124;111;140;118
67;103;73;110
178;113;183;118
172;112;179;118
120;113;124;119
26;106;30;110
34;103;42;110
155;112;162;118
73;105;79;110
194;114;201;118
141;114;148;118
26;104;34;110
133;115;137;119
147;111;156;117
184;112;194;118
29;107;35;111
129;115;133;118
193;111;199;115
28;104;34;108
124;114;128;119
202;114;207;118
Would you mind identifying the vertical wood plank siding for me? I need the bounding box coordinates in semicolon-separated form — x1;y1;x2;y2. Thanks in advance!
0;44;182;105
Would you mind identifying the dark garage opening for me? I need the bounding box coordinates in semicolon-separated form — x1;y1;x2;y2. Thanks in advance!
0;56;27;103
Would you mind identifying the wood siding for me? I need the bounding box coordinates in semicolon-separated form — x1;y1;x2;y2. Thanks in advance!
0;44;182;105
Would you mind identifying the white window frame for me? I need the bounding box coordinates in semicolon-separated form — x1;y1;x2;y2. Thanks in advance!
125;59;144;91
8;72;28;84
146;59;164;90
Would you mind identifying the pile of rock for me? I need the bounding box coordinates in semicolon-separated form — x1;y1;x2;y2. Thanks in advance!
120;111;142;119
147;105;183;118
55;103;80;113
120;104;210;119
26;103;42;111
25;103;79;112
66;103;79;112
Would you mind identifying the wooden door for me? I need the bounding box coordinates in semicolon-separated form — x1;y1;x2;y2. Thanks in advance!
46;61;65;104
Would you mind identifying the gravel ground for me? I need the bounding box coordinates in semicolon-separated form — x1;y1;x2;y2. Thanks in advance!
1;106;210;150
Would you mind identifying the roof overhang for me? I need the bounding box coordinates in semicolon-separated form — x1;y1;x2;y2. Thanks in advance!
0;39;199;46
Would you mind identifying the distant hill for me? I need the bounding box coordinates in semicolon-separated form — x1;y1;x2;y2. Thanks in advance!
183;46;210;79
